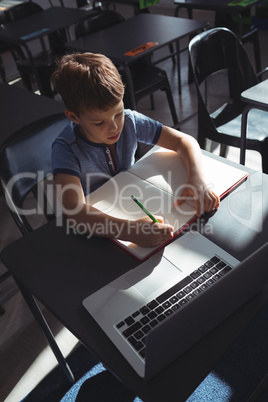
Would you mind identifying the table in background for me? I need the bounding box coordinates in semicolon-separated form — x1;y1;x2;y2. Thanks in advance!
240;79;268;166
65;13;209;103
0;7;92;95
241;78;268;110
1;153;268;401
174;0;261;39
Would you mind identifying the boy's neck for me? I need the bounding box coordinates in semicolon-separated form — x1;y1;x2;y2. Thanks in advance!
109;143;117;170
109;143;116;152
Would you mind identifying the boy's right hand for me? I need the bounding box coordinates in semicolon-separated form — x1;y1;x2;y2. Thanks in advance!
130;216;174;247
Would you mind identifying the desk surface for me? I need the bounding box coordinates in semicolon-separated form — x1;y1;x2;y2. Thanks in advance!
173;0;261;12
241;79;268;109
66;14;208;65
2;153;268;401
0;6;90;44
0;84;64;146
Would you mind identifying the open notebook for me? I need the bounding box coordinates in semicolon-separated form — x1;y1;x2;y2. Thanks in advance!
86;149;248;260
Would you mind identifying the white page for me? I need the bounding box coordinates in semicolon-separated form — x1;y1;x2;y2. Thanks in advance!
86;149;248;260
87;171;195;225
86;170;196;259
129;148;248;198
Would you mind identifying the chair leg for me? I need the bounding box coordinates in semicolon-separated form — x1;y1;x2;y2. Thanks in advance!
261;139;268;174
197;121;206;148
0;54;6;83
15;279;75;383
219;144;228;158
252;31;261;74
241;29;261;74
150;94;155;110
168;43;176;65
0;303;5;315
164;87;180;128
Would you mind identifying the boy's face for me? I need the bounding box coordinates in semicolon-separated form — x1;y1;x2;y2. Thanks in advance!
65;100;124;145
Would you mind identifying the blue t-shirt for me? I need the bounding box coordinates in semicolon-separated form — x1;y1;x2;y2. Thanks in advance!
51;109;162;195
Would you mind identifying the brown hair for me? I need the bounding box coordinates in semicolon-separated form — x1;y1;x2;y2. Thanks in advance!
52;52;125;116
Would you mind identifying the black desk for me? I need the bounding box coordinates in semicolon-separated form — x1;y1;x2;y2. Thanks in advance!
174;0;261;39
0;83;64;146
65;13;209;99
241;78;268;110
1;153;268;401
0;7;92;95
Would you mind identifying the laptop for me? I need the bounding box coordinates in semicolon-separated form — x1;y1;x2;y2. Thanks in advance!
83;231;268;380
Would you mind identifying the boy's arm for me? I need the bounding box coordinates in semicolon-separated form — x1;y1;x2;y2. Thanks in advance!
156;125;220;217
54;173;174;247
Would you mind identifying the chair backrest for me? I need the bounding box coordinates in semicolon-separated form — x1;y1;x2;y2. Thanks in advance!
188;27;258;147
1;2;43;23
76;0;90;7
74;9;124;39
0;113;68;235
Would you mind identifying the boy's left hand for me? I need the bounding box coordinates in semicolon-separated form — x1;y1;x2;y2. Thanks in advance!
174;173;220;217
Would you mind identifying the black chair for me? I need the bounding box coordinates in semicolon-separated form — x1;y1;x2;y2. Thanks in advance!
0;2;66;97
188;27;268;173
74;9;179;128
0;54;6;83
214;11;261;74
76;0;103;9
0;113;75;382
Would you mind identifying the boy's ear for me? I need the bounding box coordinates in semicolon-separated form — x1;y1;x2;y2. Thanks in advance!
65;110;80;124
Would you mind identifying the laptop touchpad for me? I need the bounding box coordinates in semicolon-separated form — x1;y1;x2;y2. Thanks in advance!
126;257;182;298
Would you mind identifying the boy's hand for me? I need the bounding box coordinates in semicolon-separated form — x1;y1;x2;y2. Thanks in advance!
130;216;174;247
174;173;220;217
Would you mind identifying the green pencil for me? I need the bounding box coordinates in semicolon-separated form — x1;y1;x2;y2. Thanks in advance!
131;195;159;223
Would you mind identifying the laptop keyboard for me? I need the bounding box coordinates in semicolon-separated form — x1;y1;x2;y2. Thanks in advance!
115;255;233;360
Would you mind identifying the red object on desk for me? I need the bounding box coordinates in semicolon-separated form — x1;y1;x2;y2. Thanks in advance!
124;41;158;56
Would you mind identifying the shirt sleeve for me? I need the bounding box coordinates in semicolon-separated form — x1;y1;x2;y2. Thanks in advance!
126;109;163;145
51;138;81;179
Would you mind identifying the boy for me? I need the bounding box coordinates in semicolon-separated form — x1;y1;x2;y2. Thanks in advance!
51;52;220;247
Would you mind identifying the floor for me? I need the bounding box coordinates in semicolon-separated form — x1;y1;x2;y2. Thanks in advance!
0;4;268;402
